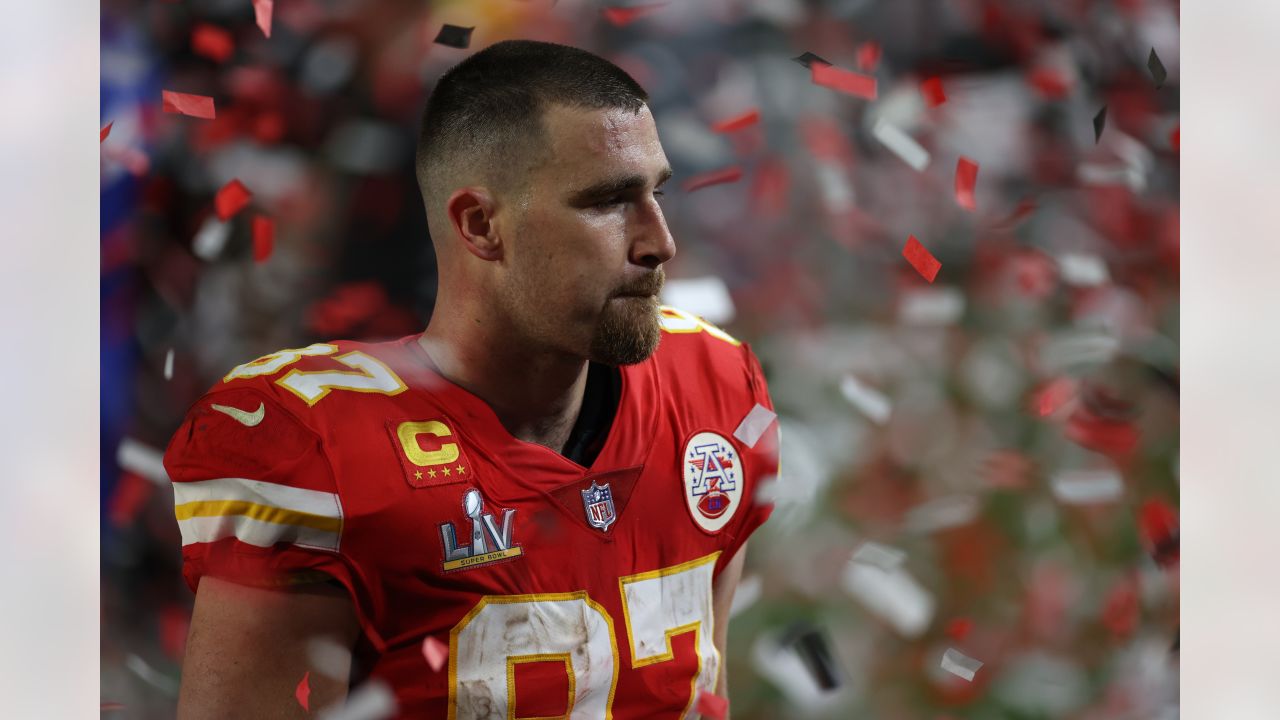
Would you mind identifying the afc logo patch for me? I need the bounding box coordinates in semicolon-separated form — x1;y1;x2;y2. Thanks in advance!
681;430;743;534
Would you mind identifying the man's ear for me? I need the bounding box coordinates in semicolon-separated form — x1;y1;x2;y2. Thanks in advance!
446;187;503;261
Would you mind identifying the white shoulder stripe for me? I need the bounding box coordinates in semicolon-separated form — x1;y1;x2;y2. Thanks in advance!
172;477;342;519
178;514;340;551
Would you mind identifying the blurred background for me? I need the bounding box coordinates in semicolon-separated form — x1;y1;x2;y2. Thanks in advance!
100;0;1179;717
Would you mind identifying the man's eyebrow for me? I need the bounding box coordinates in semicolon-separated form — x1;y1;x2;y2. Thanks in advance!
568;167;674;204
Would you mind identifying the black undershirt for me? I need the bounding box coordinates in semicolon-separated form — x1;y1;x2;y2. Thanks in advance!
560;361;622;467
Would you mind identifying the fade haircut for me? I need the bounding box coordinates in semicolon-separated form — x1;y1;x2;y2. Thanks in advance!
415;40;649;226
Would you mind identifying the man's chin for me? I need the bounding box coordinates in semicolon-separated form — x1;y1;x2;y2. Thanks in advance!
588;299;663;366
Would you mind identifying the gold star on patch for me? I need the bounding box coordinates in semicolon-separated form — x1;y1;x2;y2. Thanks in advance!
414;470;423;480
442;467;452;476
427;468;437;478
456;465;466;474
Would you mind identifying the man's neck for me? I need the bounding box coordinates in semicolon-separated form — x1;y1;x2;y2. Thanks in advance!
418;320;589;454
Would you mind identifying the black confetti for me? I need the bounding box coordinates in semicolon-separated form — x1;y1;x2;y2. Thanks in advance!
434;24;474;49
792;51;832;69
1093;105;1107;144
1147;48;1167;88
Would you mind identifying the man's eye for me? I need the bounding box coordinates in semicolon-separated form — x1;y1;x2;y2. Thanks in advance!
595;197;624;208
653;190;666;200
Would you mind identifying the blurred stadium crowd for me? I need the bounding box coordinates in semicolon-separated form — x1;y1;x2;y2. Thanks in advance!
101;0;1179;717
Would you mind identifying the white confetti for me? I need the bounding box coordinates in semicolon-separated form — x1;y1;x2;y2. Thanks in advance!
660;276;736;325
839;375;891;425
752;474;783;505
733;403;777;449
849;541;906;571
842;557;934;638
306;636;353;682
898;286;964;325
116;437;169;486
192;216;231;261
940;647;984;682
317;680;397;720
1037;330;1119;374
904;495;981;534
1057;253;1110;287
163;348;175;380
1050;468;1124;505
872;118;930;171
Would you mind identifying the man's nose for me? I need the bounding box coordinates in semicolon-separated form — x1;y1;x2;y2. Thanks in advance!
630;196;676;269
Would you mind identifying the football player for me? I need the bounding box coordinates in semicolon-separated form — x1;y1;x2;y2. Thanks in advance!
166;40;779;718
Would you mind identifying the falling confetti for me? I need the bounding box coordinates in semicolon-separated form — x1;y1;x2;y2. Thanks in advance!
681;166;743;192
433;24;474;49
602;2;669;26
1170;125;1179;152
711;108;759;133
1147;48;1167;88
872;119;930;171
101;121;112;143
214;179;252;221
191;23;234;63
318;680;398;720
781;623;843;690
902;235;941;282
1027;66;1071;99
295;671;311;711
1056;253;1109;286
1093;105;1107;144
164;348;174;380
810;62;877;100
733;403;777;448
791;51;831;69
940;648;984;682
1050;468;1124;505
253;215;275;262
955;156;978;211
851;541;906;571
843;558;935;638
855;41;882;71
694;689;728;719
920;76;946;107
162;90;216;120
192;217;232;261
252;0;273;38
839;374;891;425
422;636;448;672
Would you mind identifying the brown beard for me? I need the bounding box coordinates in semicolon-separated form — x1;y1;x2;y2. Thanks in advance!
589;293;663;366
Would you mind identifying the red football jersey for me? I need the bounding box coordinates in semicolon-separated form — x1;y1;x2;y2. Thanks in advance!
164;306;779;718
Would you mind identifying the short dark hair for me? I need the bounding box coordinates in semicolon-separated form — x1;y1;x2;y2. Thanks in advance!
415;40;649;221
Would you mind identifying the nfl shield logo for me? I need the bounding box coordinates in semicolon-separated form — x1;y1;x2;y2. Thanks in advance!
581;480;617;532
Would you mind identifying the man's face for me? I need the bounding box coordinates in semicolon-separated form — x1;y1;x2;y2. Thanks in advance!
498;103;676;366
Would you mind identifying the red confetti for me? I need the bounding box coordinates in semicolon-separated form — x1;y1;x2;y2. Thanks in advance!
1064;407;1138;457
811;62;878;100
1032;377;1077;417
920;76;947;107
694;689;729;719
253;0;274;38
855;41;882;71
295;671;311;711
162;90;216;120
681;166;743;192
1170;125;1179;152
422;636;449;672
1027;67;1071;99
214;179;253;221
253;215;275;262
102;146;151;176
191;23;235;63
100;121;112;143
602;2;668;26
955;156;978;211
946;617;974;641
101;703;126;712
902;235;941;282
711;108;760;134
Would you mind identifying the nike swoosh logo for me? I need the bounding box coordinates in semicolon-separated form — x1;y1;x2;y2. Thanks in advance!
211;402;265;427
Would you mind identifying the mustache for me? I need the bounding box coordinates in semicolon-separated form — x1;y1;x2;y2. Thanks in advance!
616;270;665;297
